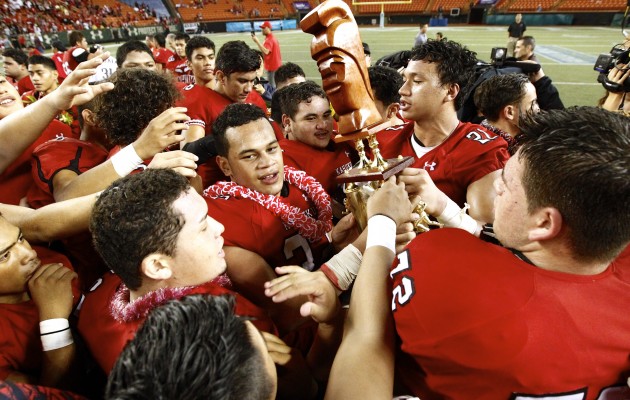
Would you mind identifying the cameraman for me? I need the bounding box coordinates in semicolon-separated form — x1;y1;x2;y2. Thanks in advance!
599;64;630;114
522;61;564;110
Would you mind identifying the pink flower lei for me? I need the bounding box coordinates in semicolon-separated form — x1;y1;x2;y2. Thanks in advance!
204;166;332;242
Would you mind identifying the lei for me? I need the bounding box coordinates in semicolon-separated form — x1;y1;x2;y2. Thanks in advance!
204;166;332;242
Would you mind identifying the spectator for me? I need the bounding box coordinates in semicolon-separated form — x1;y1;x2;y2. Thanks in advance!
507;13;526;57
251;21;282;87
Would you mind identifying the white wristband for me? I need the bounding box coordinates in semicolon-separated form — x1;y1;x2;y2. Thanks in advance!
366;214;396;253
110;144;143;177
40;318;73;351
322;244;363;291
436;199;478;235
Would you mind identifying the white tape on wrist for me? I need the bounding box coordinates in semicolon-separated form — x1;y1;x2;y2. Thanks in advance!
322;244;362;291
366;214;396;253
40;318;73;351
436;199;478;234
110;144;143;177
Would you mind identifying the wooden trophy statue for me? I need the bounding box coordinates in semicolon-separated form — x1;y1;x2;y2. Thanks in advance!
301;0;437;231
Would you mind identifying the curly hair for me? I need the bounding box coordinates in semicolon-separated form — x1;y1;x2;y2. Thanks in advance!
517;106;630;262
90;169;190;290
474;73;530;121
213;103;268;157
95;68;180;146
410;40;478;110
106;295;275;400
368;65;403;107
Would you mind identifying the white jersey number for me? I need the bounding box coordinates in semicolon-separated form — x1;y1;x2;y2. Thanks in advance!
283;234;315;271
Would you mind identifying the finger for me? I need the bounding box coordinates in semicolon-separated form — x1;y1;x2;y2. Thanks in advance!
396;221;415;234
170;166;198;178
165;134;185;145
261;331;286;346
30;263;64;281
268;350;292;366
90;82;115;96
168;150;199;161
274;265;307;277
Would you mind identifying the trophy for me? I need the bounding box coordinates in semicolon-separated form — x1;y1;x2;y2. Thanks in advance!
301;0;438;232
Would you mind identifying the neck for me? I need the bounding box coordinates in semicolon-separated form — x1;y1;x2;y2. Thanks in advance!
196;76;212;88
42;85;58;96
0;291;30;304
413;111;460;147
518;242;611;276
489;118;519;137
129;280;165;302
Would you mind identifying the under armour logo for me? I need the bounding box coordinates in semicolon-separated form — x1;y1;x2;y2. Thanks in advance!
90;30;104;41
54;133;65;141
423;161;436;171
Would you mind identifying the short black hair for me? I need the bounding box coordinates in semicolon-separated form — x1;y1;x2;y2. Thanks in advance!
213;103;268;156
27;55;56;71
2;48;27;65
154;32;166;48
69;31;85;46
474;73;530;121
215;40;260;76
116;40;154;68
270;85;290;124
52;40;67;52
410;40;478;110
90;169;190;290
518;36;536;50
517;107;630;262
274;62;305;87
279;81;327;120
106;295;275;400
368;65;402;107
174;32;190;42
95;68;180;146
185;36;215;61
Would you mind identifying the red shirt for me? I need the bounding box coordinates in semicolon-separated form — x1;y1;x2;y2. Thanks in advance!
16;76;34;95
152;47;174;68
166;56;195;85
263;33;282;72
51;51;68;80
392;229;630;399
62;46;87;73
376;121;509;207
0;120;72;205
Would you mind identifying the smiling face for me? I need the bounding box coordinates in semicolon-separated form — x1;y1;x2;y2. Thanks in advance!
167;188;227;286
217;118;284;196
0;76;24;119
285;95;333;149
0;217;40;304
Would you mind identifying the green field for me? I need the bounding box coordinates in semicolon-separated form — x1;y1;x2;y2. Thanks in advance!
190;24;623;107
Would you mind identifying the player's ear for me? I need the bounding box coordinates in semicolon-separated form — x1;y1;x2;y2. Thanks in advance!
528;206;562;242
281;114;291;132
215;69;225;84
444;83;459;104
217;155;232;177
387;103;400;119
140;253;173;281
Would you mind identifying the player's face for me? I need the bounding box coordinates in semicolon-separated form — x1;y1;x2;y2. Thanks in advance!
2;57;24;79
514;82;539;126
0;217;40;303
245;321;278;399
121;51;156;70
0;76;24;119
174;39;187;58
399;60;449;122
222;70;257;103
286;96;332;150
188;47;215;85
493;153;530;249
218;118;284;196
168;188;227;286
28;64;58;94
79;37;88;50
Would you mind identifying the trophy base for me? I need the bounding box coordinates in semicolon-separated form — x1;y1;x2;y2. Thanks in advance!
336;156;415;184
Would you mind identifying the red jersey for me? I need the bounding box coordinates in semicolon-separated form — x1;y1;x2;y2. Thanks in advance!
0;381;87;399
391;229;630;400
77;272;275;374
62;46;88;74
280;139;354;197
21;91;81;138
0;247;78;380
51;51;68;80
28;137;108;209
263;33;282;72
16;75;34;95
177;84;268;186
166;57;194;85
152;47;174;68
376;121;509;207
204;183;329;270
0;120;71;205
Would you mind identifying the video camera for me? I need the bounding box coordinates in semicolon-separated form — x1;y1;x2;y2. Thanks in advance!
594;44;630;92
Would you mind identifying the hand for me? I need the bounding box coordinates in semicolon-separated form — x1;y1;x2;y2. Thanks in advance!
28;263;77;321
607;63;630;85
133;107;190;160
367;176;413;225
265;267;341;324
147;150;198;178
397;168;448;216
254;83;265;95
330;213;359;252
395;220;416;253
48;54;115;110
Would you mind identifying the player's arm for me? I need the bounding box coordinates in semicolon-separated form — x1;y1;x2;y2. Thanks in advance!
0;194;96;242
0;56;114;173
466;169;500;224
181;124;205;148
223;246;309;334
52;108;191;202
326;177;411;400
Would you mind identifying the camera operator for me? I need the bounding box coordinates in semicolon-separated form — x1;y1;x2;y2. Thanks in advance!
520;60;564;110
253;50;274;103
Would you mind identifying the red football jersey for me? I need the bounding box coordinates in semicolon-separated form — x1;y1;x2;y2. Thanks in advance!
280;139;354;197
0;120;72;205
152;47;174;68
77;272;275;374
376;121;509;207
28;137;108;209
391;229;630;400
51;51;68;80
62;46;87;73
204;183;329;270
0;246;78;380
177;84;269;186
16;76;34;95
21;91;81;139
